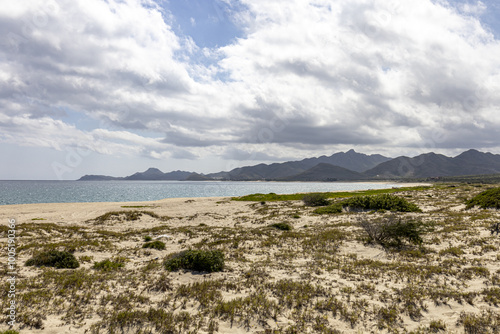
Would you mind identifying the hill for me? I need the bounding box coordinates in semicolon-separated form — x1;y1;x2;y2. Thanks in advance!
79;168;192;181
364;149;500;178
281;163;368;181
208;149;390;180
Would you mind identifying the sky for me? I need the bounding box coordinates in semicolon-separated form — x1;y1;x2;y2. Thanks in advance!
0;0;499;180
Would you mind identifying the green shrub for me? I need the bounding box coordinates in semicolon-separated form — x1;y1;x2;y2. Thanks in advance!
342;194;421;212
466;187;500;209
269;222;292;231
358;216;426;248
313;202;343;214
302;193;330;207
143;240;166;250
0;330;21;334
429;319;446;332
164;250;224;273
93;258;125;271
144;235;153;242
25;250;79;269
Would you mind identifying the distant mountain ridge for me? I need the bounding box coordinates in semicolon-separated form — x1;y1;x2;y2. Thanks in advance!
364;149;500;178
206;149;390;180
78;149;500;181
79;168;192;181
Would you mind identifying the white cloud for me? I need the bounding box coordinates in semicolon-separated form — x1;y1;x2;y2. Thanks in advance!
0;0;500;174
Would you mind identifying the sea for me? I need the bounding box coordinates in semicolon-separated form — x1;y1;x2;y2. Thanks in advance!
0;180;405;205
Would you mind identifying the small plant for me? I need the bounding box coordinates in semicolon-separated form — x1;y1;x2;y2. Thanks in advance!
164;249;224;273
302;193;330;207
465;187;500;209
78;255;94;263
25;250;79;269
143;240;166;250
269;222;292;231
144;235;153;242
439;246;464;257
0;330;21;334
358;216;426;248
490;222;500;235
93;258;125;271
313;203;343;214
429;319;446;332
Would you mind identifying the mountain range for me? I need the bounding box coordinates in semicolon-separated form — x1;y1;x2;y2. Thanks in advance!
78;149;500;182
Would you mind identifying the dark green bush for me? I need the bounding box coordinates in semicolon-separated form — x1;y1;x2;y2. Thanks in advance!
0;330;21;334
144;235;153;242
342;194;421;212
302;193;330;207
143;240;166;250
93;258;125;271
466;187;500;209
164;250;224;273
269;222;292;231
359;216;427;248
25;250;79;269
313;202;343;214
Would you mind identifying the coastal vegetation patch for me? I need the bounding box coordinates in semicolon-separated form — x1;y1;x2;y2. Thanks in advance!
25;250;80;269
358;216;428;248
342;194;422;212
89;210;161;224
232;186;431;202
466;187;500;209
302;193;330;206
143;240;166;250
164;249;225;273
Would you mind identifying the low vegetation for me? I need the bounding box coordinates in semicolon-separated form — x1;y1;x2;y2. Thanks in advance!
313;202;343;214
143;240;166;250
302;193;330;206
342;194;422;212
164;249;225;273
93;258;126;271
25;250;79;269
358;216;427;248
269;222;293;231
466;187;500;209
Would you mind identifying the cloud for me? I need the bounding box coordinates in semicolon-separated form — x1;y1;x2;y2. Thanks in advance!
1;0;500;168
221;147;287;161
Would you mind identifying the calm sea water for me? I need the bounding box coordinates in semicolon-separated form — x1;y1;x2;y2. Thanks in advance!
0;180;404;205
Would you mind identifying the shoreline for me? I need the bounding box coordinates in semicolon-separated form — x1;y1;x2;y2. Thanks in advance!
0;182;431;208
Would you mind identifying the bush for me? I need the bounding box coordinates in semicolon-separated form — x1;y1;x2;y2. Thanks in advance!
25;250;79;269
429;320;446;332
313;202;343;214
358;216;426;248
466;187;500;209
93;258;125;271
0;330;20;334
269;222;292;231
144;235;153;242
302;193;330;207
458;310;500;334
342;194;421;212
164;249;224;273
143;240;166;250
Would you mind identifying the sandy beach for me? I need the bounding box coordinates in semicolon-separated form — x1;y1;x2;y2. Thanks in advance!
1;184;499;333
